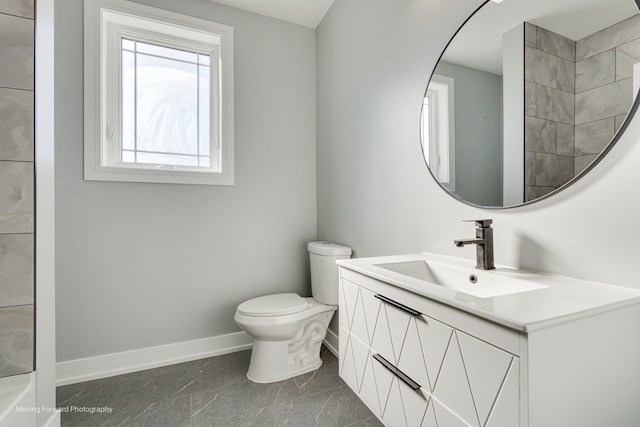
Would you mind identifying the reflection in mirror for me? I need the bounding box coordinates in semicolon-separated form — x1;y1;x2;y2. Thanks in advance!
424;0;640;208
421;74;456;190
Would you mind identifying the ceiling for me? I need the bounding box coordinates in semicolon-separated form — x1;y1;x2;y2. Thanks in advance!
442;0;639;75
212;0;639;71
211;0;336;28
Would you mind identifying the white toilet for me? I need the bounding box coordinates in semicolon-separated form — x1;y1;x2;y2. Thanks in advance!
234;241;352;383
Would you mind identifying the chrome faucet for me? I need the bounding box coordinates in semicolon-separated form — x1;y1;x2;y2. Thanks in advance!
454;219;495;270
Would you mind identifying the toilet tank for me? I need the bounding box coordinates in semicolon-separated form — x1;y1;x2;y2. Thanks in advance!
308;241;352;305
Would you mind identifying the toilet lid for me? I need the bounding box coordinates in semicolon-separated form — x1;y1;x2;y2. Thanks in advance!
237;293;309;317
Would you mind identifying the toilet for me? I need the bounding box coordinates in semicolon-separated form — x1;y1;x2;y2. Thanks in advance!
234;241;352;383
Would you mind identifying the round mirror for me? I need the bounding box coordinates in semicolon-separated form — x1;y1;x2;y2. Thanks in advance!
423;0;640;208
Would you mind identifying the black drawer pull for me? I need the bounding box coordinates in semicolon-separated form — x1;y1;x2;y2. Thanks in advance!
375;294;421;317
373;353;421;391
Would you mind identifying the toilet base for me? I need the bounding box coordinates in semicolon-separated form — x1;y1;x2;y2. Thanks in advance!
246;310;335;383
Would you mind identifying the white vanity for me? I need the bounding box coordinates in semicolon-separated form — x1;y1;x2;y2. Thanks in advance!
337;252;640;427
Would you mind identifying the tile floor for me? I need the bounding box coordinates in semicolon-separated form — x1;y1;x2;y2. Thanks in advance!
56;346;382;426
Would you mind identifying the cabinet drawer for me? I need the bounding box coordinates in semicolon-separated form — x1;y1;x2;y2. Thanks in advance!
340;268;521;356
370;351;430;427
340;279;381;346
430;329;519;427
339;327;370;395
369;293;416;366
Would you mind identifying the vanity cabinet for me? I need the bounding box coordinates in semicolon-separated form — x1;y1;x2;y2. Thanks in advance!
338;267;640;427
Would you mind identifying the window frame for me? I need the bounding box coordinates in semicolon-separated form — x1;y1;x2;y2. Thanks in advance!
422;74;455;191
84;0;234;185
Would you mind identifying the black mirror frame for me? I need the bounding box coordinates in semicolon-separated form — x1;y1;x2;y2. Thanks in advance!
421;0;640;209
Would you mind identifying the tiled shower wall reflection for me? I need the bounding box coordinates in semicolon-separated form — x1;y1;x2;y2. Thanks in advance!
524;16;640;202
575;15;640;173
524;23;576;202
0;0;35;377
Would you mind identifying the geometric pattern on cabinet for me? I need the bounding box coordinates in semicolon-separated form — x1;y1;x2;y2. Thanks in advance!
340;279;520;427
340;279;381;346
372;302;410;365
398;315;453;393
456;332;515;426
484;358;520;427
434;330;517;427
422;402;439;427
360;348;381;414
433;332;482;426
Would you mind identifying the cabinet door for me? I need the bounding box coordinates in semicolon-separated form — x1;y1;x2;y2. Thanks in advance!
485;358;519;427
340;330;370;394
430;330;518;427
397;315;453;394
340;279;381;346
370;296;414;365
428;399;473;427
370;354;430;427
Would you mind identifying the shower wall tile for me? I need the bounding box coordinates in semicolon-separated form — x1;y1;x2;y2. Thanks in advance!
537;26;575;61
0;13;34;90
575;118;614;156
525;47;557;88
525;22;537;48
525;185;555;203
535;153;573;188
536;85;574;125
616;38;640;80
0;161;34;234
526;18;638;200
0;87;34;162
0;0;34;19
577;15;640;61
575;155;598;175
575;78;633;125
0;305;33;377
615;114;628;133
557;58;575;93
525;117;556;153
524;23;577;199
525;81;537;117
0;234;33;308
524;186;538;203
525;152;536;186
575;49;615;93
556;123;575;156
1;3;34;381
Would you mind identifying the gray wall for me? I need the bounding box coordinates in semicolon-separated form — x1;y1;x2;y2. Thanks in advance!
434;61;503;207
317;0;640;336
0;0;34;377
55;0;317;362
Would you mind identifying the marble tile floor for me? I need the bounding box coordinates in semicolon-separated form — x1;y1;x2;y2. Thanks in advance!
56;346;382;427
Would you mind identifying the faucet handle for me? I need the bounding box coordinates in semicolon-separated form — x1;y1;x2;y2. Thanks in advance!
463;219;493;228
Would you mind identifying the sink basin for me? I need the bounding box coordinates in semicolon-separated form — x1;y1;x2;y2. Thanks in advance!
375;260;548;298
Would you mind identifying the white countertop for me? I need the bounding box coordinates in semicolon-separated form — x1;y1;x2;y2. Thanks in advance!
337;252;640;332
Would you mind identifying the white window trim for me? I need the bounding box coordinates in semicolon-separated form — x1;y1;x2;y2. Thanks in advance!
423;74;455;191
84;0;234;185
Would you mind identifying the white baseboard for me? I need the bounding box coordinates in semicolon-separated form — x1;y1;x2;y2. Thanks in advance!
323;328;339;358
56;331;253;386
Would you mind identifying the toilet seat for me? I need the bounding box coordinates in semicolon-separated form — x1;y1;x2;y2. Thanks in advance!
236;293;310;317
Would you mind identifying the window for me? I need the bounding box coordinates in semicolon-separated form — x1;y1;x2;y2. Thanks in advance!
421;74;455;190
84;0;234;185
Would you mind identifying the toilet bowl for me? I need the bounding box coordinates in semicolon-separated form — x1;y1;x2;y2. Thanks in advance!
234;294;336;383
234;242;351;383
